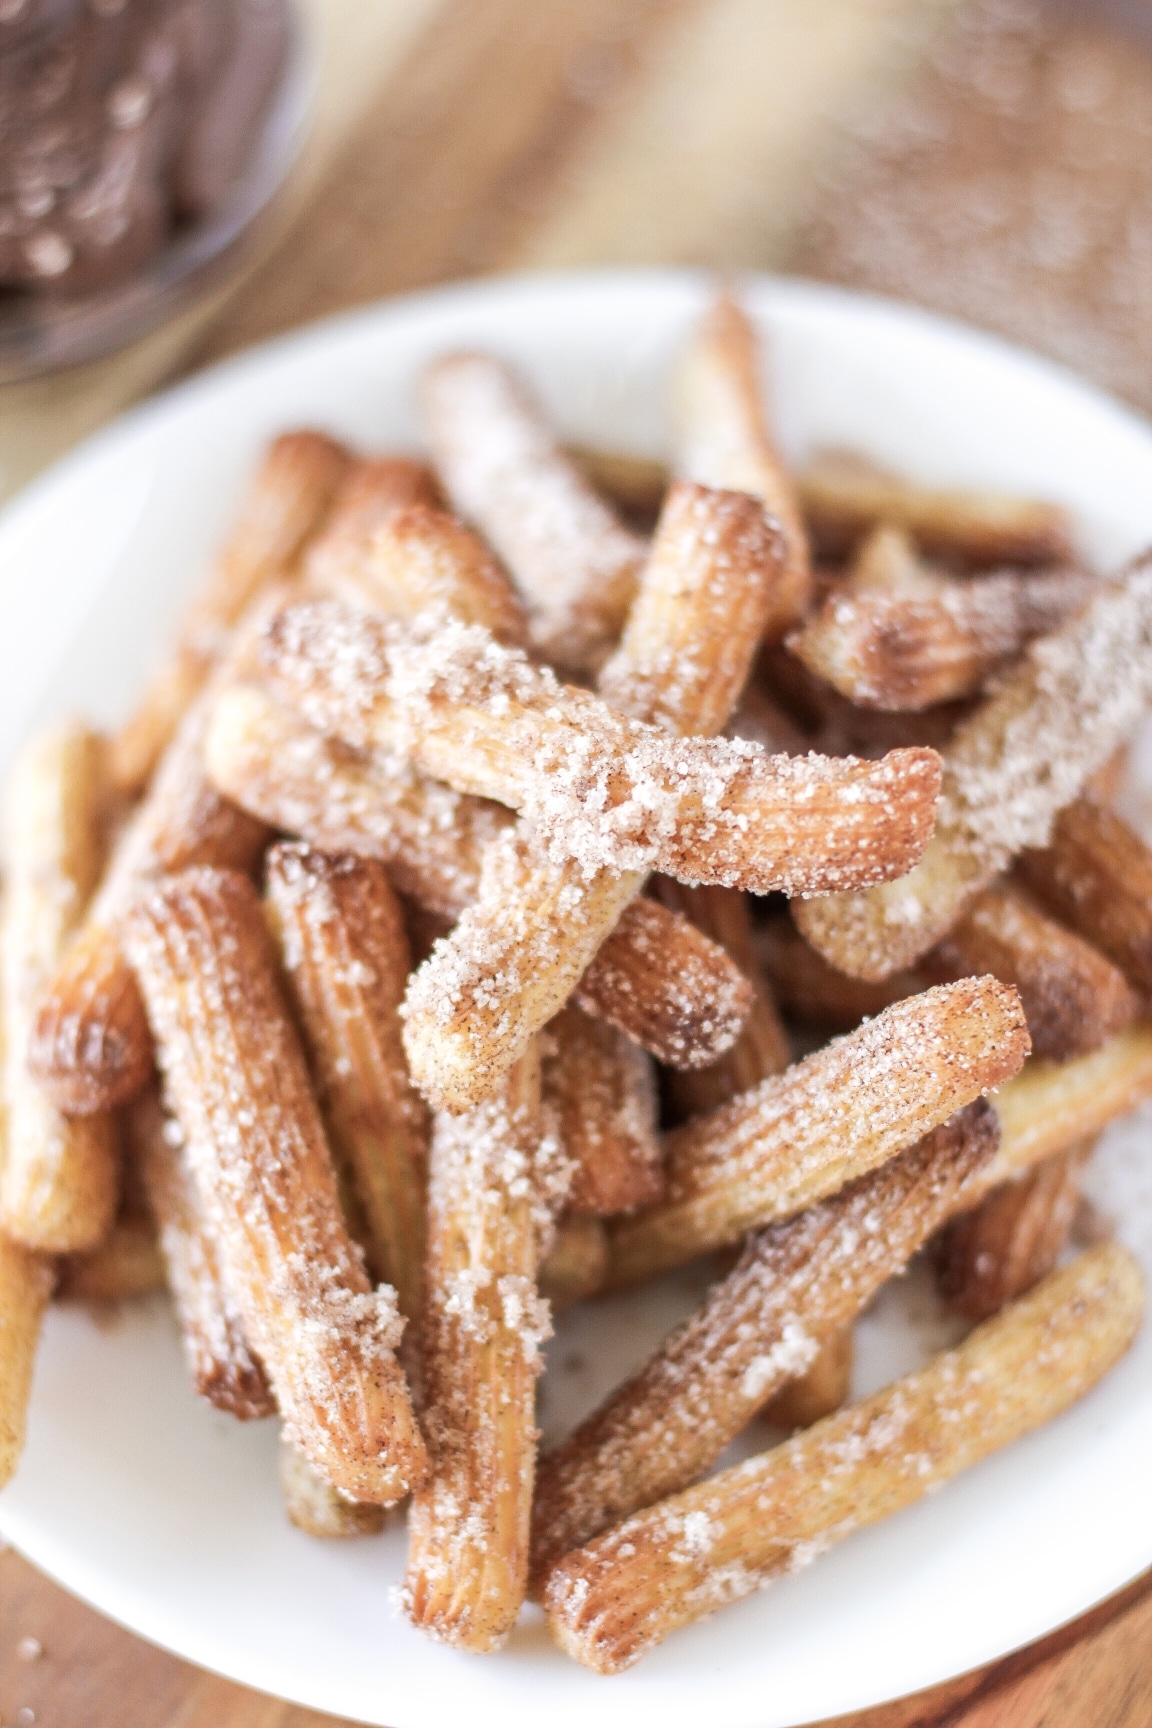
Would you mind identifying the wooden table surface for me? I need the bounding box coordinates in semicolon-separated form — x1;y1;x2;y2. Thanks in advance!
2;1;1151;1723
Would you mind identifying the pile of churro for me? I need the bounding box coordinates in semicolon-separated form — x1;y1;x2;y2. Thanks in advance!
3;292;1151;1675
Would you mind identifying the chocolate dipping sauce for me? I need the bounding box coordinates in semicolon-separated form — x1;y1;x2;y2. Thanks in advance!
0;0;290;296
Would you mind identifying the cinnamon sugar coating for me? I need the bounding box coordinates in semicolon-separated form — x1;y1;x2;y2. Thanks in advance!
111;431;350;797
402;1045;569;1651
31;693;269;1116
125;1086;275;1421
609;976;1029;1287
796;551;1152;979
530;1101;997;1583
789;539;1093;711
279;1436;388;1539
265;842;429;1323
124;868;426;1503
302;456;441;597
674;295;811;636
204;687;754;1072
421;352;646;674
2;723;119;1251
257;598;941;895
544;1244;1142;1672
935;880;1136;1062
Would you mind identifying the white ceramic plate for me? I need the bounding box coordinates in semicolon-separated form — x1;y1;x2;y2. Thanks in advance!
2;271;1152;1728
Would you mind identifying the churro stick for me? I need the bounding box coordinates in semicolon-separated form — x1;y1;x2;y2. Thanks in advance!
421;352;646;674
762;1329;854;1432
543;1006;662;1216
125;1086;275;1420
798;448;1076;568
279;1437;388;1539
203;687;755;1068
56;1212;167;1303
795;552;1152;980
111;431;350;796
656;884;790;1120
2;723;119;1250
0;1239;54;1490
570;894;753;1070
984;1020;1152;1194
545;1242;1142;1673
530;1101;997;1582
675;293;811;635
125;869;426;1500
302;457;440;594
608;976;1029;1289
31;686;270;1116
402;1045;568;1652
265;843;429;1322
937;1141;1094;1322
393;486;934;1112
1019;798;1152;994
788;537;1093;711
538;1213;609;1308
320;503;530;649
259;598;938;896
935;880;1137;1062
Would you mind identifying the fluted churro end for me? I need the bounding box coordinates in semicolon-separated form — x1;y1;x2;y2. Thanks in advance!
28;923;154;1114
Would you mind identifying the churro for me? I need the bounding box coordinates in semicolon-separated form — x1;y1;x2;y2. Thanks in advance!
403;1045;568;1650
798;448;1076;567
608;976;1028;1288
937;1141;1094;1322
203;686;756;1069
788;531;1092;710
125;1085;276;1420
675;294;811;635
266;842;429;1322
2;723;119;1249
125;868;426;1499
795;552;1152;979
279;1438;388;1539
421;352;646;674
543;1005;662;1216
531;1102;997;1582
1019;797;1152;994
539;1213;609;1308
544;1243;1142;1672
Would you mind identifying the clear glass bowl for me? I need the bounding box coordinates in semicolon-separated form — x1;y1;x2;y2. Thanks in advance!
0;0;312;382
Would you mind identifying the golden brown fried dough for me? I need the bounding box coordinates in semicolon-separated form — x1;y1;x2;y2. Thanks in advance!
543;1005;661;1217
531;1103;996;1583
608;976;1029;1287
0;1239;54;1490
421;352;646;674
1019;797;1152;994
56;1213;167;1303
544;1243;1141;1672
762;1328;855;1432
796;552;1152;979
125;1085;276;1421
265;842;429;1322
538;1212;609;1308
279;1437;388;1539
125;869;426;1499
402;1045;568;1651
2;723;119;1249
937;1141;1094;1322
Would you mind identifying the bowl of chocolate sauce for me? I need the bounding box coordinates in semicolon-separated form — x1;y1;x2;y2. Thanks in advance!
0;0;309;378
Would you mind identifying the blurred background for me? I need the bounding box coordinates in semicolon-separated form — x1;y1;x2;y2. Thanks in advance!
0;0;1148;499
